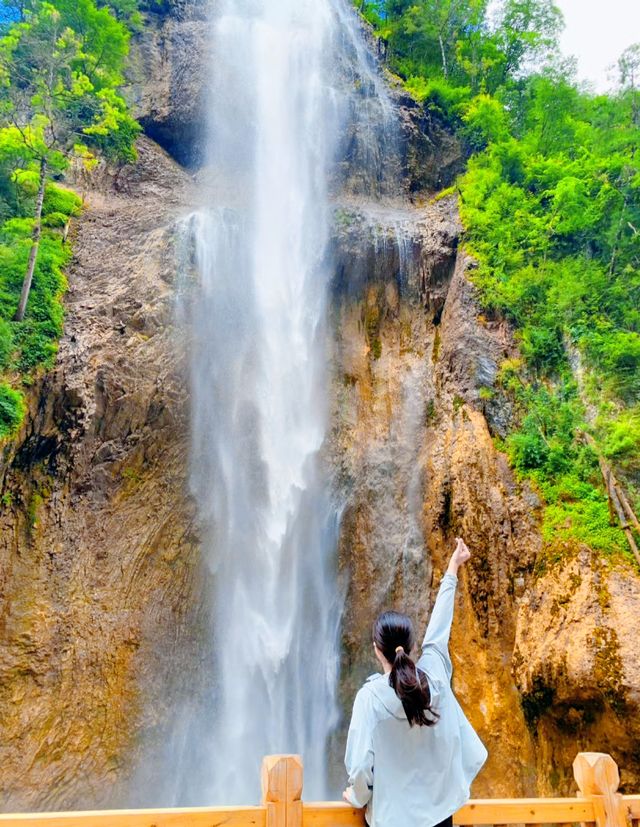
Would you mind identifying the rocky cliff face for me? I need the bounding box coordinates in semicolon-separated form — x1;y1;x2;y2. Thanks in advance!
125;2;209;167
328;193;640;796
328;199;540;795
514;548;640;792
1;0;640;811
0;138;203;809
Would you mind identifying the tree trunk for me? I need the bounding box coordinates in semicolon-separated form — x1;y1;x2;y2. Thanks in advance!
438;33;448;78
14;157;47;322
579;430;640;568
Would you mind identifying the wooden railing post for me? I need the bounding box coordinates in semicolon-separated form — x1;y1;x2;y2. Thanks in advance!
573;752;630;827
261;754;303;827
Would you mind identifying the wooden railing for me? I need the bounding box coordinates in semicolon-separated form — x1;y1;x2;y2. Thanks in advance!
1;751;638;827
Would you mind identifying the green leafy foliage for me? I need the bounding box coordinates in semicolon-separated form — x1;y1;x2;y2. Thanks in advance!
598;408;640;479
0;381;24;437
96;0;143;29
356;0;640;561
0;317;12;367
460;84;640;555
0;0;139;440
0;196;71;371
0;1;140;167
42;184;82;217
462;94;510;149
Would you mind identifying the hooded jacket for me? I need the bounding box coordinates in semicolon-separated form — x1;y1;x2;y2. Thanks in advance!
344;572;488;827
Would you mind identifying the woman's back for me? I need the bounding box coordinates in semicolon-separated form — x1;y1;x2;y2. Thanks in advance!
344;563;488;827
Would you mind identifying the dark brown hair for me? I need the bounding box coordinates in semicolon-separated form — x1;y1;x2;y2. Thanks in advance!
373;611;439;727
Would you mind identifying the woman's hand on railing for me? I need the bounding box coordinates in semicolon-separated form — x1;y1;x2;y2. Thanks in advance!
446;537;471;577
343;786;354;804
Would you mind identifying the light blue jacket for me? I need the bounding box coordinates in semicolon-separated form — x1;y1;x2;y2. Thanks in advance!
344;573;488;827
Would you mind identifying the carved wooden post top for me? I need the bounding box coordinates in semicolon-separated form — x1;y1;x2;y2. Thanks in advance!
573;752;620;797
261;754;304;804
573;752;629;827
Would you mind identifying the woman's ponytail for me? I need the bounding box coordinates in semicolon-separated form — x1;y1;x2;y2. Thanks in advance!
374;611;439;728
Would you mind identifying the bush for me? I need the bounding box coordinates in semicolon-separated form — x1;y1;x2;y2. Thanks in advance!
42;211;70;228
0;383;25;439
42;184;82;218
600;332;640;401
542;498;627;556
404;76;471;121
0;318;13;369
598;408;640;474
507;430;549;471
0;216;70;390
518;325;565;373
462;94;510;150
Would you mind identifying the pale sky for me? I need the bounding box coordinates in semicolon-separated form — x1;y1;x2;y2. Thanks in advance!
554;0;640;91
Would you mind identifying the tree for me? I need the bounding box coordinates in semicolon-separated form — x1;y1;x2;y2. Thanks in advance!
366;0;489;82
492;0;563;85
0;0;138;321
619;43;640;90
618;43;640;125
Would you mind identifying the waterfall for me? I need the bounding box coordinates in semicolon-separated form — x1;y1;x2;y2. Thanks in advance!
178;0;344;805
130;0;406;807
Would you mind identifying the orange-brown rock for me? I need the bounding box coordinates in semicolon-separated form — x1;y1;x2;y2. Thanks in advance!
331;205;640;797
332;222;538;796
514;547;640;793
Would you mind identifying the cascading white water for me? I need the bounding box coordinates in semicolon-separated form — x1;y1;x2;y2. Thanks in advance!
182;0;345;805
137;0;408;807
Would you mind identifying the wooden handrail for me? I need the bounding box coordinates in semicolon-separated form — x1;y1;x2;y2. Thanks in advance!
0;752;638;827
0;807;266;826
625;795;640;818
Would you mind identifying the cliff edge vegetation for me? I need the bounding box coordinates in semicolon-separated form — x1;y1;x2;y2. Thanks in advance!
358;0;640;566
0;0;140;441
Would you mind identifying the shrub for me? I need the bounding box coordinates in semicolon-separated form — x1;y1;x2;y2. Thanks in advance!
404;76;470;121
542;499;627;557
0;217;69;393
507;430;549;471
42;211;70;228
0;318;13;369
0;383;25;439
462;94;510;150
42;184;82;218
598;409;640;475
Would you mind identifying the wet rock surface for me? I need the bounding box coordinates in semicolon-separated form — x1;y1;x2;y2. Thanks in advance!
330;199;458;303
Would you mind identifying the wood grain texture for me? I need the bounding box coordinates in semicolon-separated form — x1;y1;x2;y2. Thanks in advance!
573;752;628;827
0;806;265;827
2;753;639;827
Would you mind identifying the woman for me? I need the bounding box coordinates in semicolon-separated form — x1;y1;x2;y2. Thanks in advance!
343;538;488;827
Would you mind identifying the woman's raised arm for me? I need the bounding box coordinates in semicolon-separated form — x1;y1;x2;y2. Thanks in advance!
418;538;471;678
